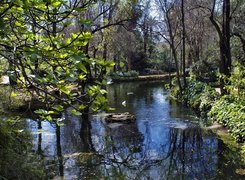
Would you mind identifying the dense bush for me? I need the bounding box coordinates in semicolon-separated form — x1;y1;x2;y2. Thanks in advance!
190;60;218;83
170;78;219;115
0;117;45;179
170;63;245;145
208;63;245;143
170;67;245;144
208;95;245;143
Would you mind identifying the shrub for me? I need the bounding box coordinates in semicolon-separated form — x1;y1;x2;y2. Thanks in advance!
208;63;245;143
0;117;45;179
190;60;218;83
199;85;219;113
0;86;28;111
208;95;245;143
170;63;245;144
123;70;139;77
172;78;219;114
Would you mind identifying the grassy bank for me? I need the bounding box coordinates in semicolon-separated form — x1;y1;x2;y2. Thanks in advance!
170;77;245;156
108;71;174;82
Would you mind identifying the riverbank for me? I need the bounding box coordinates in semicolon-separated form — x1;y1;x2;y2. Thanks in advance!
1;80;244;178
26;81;245;179
169;78;245;159
109;73;174;82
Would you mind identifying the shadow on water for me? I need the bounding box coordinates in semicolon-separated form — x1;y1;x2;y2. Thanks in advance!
27;81;244;179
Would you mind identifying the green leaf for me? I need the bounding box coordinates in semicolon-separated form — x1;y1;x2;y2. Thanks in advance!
78;18;92;25
15;21;23;27
63;21;72;27
109;107;116;111
47;110;57;115
46;115;52;121
16;7;24;12
70;109;82;116
60;86;71;95
79;74;86;80
77;63;87;73
11;91;17;97
53;105;64;112
100;89;107;95
106;62;115;67
52;1;62;8
35;109;49;115
57;122;65;126
120;62;125;68
16;129;24;133
78;104;87;110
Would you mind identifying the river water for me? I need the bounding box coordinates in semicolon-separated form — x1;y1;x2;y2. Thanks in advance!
27;81;244;179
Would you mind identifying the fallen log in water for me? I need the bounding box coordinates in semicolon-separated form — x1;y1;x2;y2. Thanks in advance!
105;112;136;123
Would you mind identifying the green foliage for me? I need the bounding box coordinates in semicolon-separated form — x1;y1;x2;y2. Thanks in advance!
242;145;245;160
34;109;60;120
208;63;245;143
169;77;182;100
199;85;219;113
226;63;245;97
182;80;206;109
0;117;45;179
0;86;27;111
182;79;219;113
190;59;218;83
148;48;176;73
0;0;113;119
171;63;245;144
0;59;8;76
208;95;245;143
170;78;219;115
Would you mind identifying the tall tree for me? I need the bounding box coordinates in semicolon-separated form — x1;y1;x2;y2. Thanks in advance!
210;0;232;94
181;0;187;88
157;0;183;93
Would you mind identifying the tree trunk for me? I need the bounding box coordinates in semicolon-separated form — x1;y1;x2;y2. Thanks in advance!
222;0;231;76
166;11;182;93
181;0;187;88
210;0;231;94
80;107;95;152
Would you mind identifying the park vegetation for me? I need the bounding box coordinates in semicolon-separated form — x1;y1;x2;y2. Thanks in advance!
0;0;244;178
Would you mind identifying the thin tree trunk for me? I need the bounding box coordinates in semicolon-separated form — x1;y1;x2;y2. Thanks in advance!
166;7;182;93
181;0;187;88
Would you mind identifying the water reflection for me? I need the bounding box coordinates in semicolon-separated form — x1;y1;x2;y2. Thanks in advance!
27;81;244;179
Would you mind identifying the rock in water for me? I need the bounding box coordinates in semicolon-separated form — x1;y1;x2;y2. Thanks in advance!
105;112;136;123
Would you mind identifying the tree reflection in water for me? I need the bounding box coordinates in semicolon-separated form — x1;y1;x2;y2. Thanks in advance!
27;81;244;179
56;123;64;177
29;110;244;179
77;123;218;179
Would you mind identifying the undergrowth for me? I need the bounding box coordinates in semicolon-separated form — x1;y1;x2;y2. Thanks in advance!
0;116;45;179
170;63;245;148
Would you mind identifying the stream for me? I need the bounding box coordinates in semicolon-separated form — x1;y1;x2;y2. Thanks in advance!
26;81;244;179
